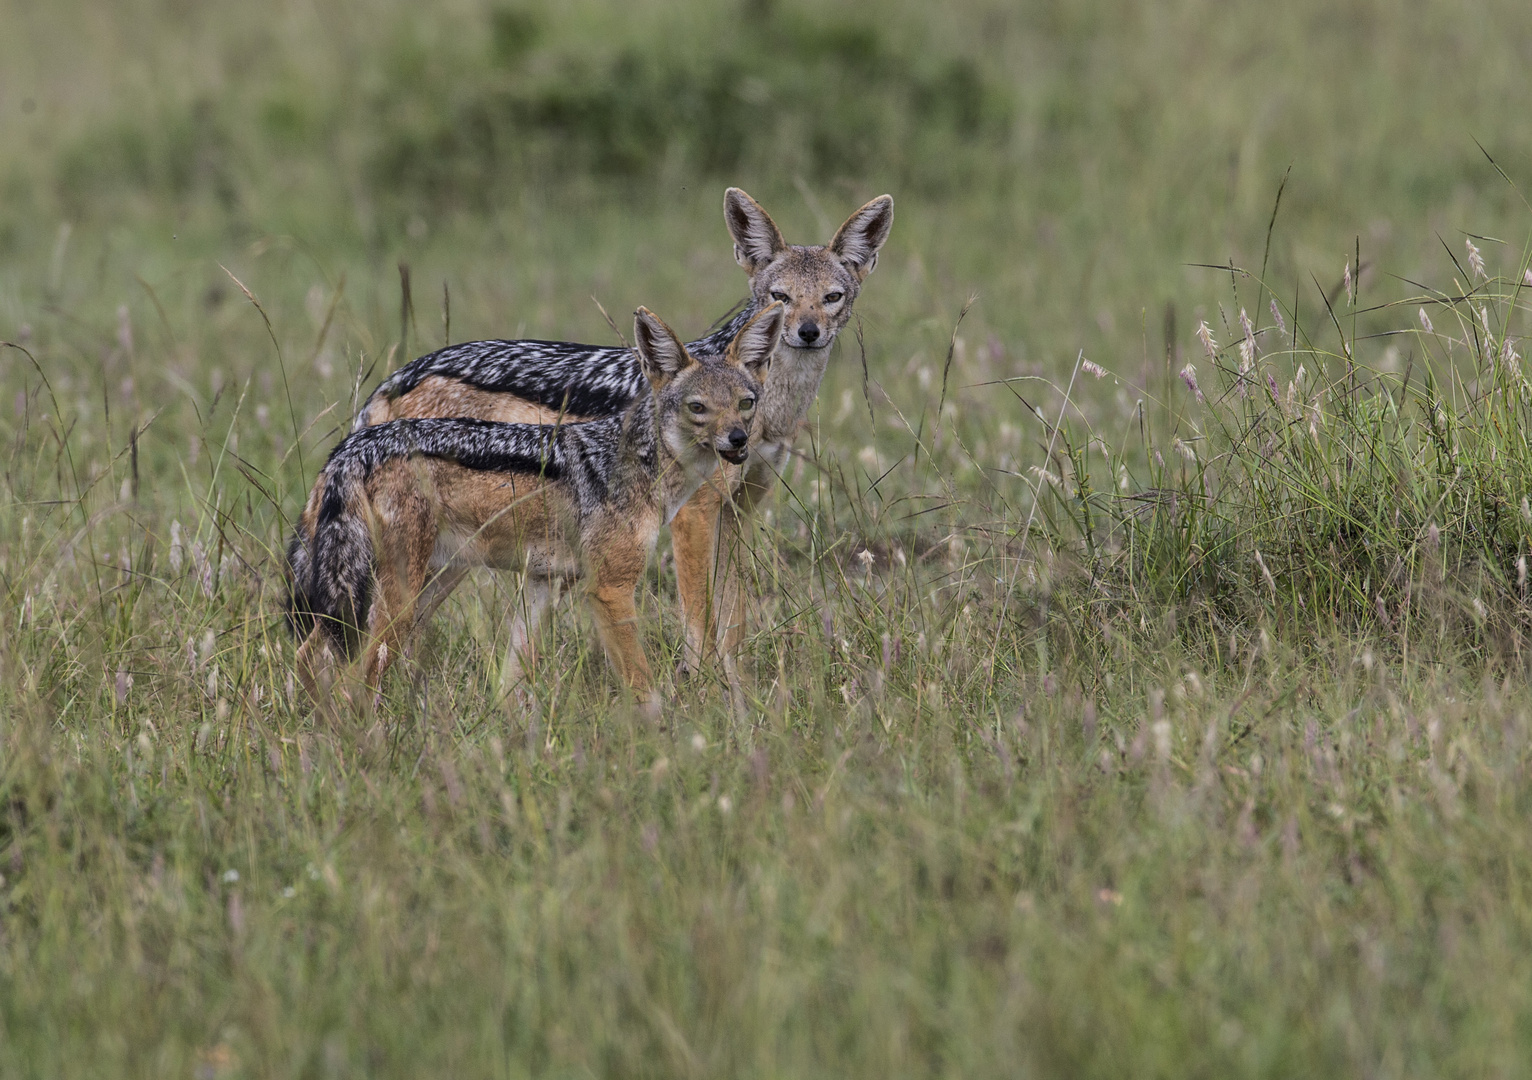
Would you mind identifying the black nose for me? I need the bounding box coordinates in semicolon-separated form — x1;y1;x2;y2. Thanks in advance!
728;428;748;448
797;322;820;344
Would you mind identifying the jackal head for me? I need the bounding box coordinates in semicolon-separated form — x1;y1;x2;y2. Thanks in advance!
635;302;782;469
724;187;894;352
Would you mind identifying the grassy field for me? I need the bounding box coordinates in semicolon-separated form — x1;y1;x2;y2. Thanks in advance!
5;0;1532;1075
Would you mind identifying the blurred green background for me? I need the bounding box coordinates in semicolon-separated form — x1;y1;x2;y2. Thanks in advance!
6;3;1532;1076
3;0;1530;367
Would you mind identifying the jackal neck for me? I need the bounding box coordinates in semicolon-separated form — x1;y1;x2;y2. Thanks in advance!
760;343;833;443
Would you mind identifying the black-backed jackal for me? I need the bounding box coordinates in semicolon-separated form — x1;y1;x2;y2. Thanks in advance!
287;303;782;705
353;188;894;678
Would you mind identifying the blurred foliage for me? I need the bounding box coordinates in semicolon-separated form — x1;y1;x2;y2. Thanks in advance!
367;4;1005;201
3;0;1529;360
46;0;1010;223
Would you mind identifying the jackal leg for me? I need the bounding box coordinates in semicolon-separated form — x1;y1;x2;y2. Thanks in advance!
296;625;338;703
584;539;656;709
502;575;561;688
715;464;777;659
671;476;725;676
361;494;435;689
672;461;777;682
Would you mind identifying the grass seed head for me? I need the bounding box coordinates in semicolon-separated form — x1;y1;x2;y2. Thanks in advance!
1179;364;1204;403
1466;238;1487;280
1269;298;1287;335
1195;320;1217;360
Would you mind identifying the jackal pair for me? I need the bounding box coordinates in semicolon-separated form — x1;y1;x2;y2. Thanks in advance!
287;188;894;704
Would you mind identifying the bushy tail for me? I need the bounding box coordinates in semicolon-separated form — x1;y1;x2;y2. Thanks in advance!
284;452;376;659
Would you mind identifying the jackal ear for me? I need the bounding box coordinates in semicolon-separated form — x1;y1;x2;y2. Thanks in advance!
830;194;894;281
634;307;692;390
730;301;784;383
724;187;787;275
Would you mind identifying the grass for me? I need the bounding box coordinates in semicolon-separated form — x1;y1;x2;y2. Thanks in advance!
5;0;1532;1075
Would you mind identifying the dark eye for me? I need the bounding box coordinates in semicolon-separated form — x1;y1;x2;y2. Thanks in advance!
770;290;790;303
824;291;844;303
687;401;707;415
739;397;756;411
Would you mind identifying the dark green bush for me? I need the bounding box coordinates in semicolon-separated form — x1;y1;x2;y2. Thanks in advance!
364;3;1010;207
51;1;1010;221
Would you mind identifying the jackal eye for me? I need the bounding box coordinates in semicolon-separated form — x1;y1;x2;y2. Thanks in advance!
769;290;790;303
687;401;708;415
824;291;844;304
739;397;756;412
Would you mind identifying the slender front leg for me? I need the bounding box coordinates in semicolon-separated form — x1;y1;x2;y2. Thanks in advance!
715;461;778;659
296;625;336;703
587;582;658;713
670;472;727;677
502;575;560;688
584;534;657;709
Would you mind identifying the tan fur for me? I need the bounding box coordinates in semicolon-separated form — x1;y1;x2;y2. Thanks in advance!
362;376;591;427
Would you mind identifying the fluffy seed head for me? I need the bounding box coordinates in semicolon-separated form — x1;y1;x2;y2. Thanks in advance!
1195;320;1217;361
1466;239;1486;281
1179;363;1204;403
1239;308;1256;370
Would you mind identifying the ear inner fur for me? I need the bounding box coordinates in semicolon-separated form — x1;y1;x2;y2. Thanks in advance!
729;301;784;381
634;306;692;390
830;194;895;278
724;187;787;272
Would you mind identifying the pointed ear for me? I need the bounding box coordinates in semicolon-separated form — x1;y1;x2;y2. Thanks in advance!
729;301;784;384
723;187;786;275
829;194;894;281
633;307;692;390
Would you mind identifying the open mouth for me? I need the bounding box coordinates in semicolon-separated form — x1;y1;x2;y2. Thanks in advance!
719;447;749;465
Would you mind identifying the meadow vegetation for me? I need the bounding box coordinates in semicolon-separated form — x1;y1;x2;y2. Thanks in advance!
4;0;1532;1075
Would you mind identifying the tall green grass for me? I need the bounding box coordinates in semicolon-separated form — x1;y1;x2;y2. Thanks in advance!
6;0;1532;1074
1034;220;1532;670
